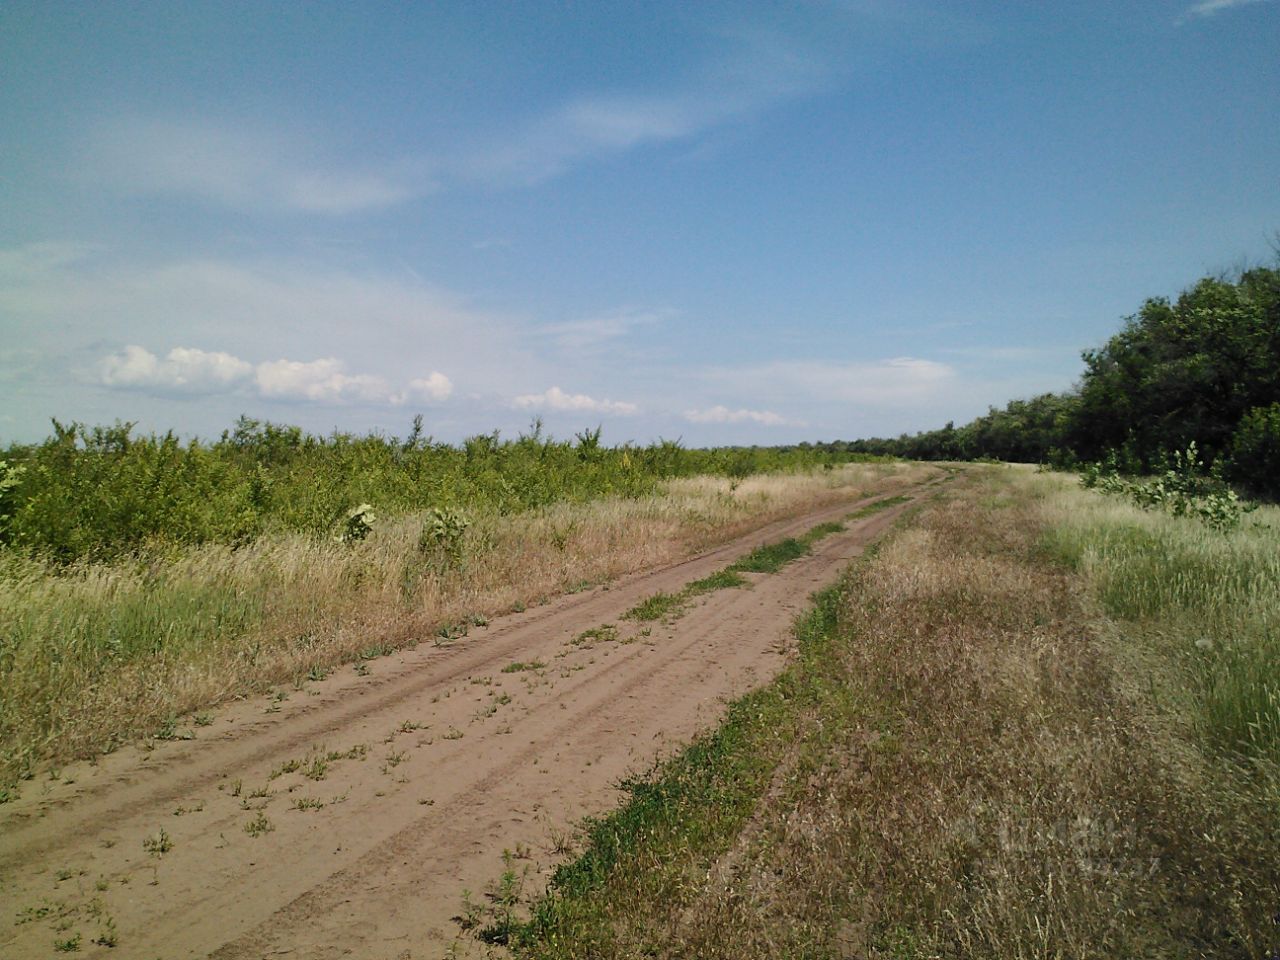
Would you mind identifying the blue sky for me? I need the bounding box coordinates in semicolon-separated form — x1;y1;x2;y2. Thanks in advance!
2;0;1277;446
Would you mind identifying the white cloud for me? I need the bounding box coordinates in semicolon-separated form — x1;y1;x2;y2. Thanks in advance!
84;117;423;214
512;386;639;416
684;405;792;426
1176;0;1273;22
99;345;253;393
95;344;455;407
254;358;392;403
2;243;532;387
405;372;454;402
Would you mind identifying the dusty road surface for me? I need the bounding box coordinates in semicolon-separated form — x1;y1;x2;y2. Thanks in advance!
1;481;937;959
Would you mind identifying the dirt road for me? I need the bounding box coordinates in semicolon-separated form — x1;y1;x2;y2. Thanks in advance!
0;483;933;959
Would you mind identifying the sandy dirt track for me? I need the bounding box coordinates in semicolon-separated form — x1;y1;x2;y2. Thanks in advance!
0;480;937;959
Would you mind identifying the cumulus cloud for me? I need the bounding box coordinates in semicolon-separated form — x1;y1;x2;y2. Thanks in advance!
97;345;453;407
403;372;454;403
99;345;252;393
254;358;391;403
512;386;639;416
684;405;791;426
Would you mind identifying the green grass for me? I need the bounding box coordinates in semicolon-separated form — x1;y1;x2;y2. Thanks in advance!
846;493;912;520
798;519;847;541
620;510;890;623
620;591;686;622
502;660;546;674
725;537;810;574
684;569;748;594
1039;473;1280;764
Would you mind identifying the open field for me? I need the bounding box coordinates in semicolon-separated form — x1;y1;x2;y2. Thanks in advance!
5;461;1277;959
0;478;938;959
0;460;933;791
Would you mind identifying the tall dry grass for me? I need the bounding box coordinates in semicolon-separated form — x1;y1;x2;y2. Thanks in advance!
0;462;931;791
1036;470;1280;765
516;466;1279;959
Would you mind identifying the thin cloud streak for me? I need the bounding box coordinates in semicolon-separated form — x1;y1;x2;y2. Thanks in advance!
701;357;957;407
538;308;673;353
1175;0;1274;23
684;405;794;427
82;116;427;214
450;27;836;187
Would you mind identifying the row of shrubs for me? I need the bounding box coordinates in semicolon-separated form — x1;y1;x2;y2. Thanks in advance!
0;417;876;563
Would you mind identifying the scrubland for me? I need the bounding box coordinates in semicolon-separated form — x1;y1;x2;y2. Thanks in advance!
0;459;928;793
509;466;1280;959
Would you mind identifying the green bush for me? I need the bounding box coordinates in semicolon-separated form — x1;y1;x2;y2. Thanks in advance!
1229;402;1280;500
0;418;874;564
1081;442;1250;532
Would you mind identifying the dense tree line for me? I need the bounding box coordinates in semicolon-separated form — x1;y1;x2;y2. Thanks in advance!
832;262;1280;499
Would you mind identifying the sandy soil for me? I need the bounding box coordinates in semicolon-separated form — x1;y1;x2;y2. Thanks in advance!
0;482;934;959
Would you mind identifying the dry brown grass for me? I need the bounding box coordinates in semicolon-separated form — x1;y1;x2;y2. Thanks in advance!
516;467;1280;959
0;462;932;788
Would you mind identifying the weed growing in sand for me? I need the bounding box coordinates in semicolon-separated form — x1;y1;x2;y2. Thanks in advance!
502;660;546;673
53;932;81;953
244;812;274;837
142;829;172;857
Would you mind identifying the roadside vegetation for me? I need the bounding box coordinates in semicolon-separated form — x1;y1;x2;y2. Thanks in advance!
621;494;916;623
0;429;927;794
0;417;875;563
491;468;1279;958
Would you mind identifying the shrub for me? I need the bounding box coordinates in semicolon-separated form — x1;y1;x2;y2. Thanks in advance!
1081;442;1250;532
1228;402;1280;500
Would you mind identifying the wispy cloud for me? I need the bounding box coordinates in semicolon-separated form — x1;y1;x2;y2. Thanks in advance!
702;357;956;407
538;308;672;353
512;386;639;416
684;405;794;427
452;26;835;187
97;345;453;407
83;116;426;214
1175;0;1274;24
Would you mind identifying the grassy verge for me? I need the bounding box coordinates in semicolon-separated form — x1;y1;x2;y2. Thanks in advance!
620;508;883;623
0;463;934;794
1035;470;1280;764
620;492;917;624
495;467;1279;959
